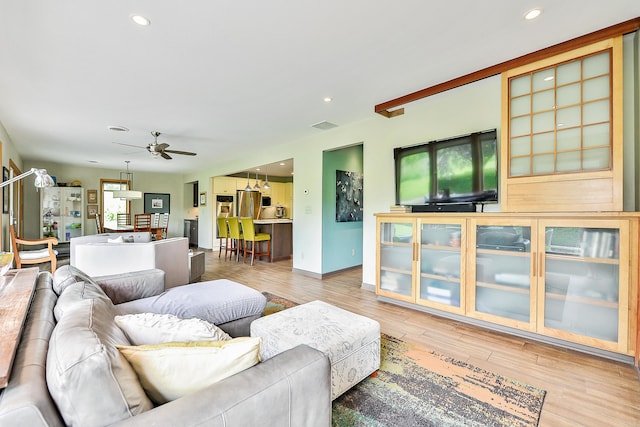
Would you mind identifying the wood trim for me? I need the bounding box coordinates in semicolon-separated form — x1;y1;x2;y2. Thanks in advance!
375;17;640;117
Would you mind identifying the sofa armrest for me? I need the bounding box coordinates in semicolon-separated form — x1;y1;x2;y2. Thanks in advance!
93;269;165;304
110;344;331;427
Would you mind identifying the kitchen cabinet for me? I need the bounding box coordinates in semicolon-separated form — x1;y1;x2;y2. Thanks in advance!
213;177;238;195
376;212;638;358
40;187;84;242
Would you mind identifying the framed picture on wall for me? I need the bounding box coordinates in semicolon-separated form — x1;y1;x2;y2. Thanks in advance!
144;193;170;214
87;204;98;219
2;167;8;214
200;192;206;206
87;189;98;204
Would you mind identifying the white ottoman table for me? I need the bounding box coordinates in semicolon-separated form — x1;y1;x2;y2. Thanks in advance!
250;300;380;400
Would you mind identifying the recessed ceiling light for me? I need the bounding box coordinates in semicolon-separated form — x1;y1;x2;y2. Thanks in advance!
131;14;151;26
108;125;129;132
280;162;285;166
324;97;333;103
524;8;542;20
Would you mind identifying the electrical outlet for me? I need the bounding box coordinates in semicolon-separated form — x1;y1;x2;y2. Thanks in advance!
351;248;355;256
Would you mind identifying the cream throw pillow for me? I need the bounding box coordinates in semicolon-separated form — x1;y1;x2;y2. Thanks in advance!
117;337;261;404
114;313;231;345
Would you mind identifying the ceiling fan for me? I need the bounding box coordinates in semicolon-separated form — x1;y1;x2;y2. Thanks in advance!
113;131;197;160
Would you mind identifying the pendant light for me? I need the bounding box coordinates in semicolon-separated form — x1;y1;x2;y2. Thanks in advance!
113;161;142;199
253;172;261;190
263;166;271;190
244;171;252;191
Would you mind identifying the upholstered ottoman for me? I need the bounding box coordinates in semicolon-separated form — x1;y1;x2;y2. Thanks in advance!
116;279;267;337
250;300;380;400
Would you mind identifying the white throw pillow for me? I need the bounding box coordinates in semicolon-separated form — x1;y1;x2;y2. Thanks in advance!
114;313;231;345
117;337;261;404
107;236;124;243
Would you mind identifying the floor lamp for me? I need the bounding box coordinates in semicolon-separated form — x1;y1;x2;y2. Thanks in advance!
0;168;55;189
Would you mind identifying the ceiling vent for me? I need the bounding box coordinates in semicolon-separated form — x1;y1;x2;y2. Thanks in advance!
311;121;338;130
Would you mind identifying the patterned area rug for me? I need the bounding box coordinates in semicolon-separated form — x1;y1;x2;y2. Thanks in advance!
262;292;546;427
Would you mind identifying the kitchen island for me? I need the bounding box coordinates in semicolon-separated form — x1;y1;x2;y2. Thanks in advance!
253;219;292;262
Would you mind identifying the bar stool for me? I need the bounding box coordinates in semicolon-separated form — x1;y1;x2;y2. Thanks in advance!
227;217;243;262
216;216;230;260
240;217;271;266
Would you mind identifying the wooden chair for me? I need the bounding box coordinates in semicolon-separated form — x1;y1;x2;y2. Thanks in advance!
95;212;104;234
117;213;131;227
216;217;230;260
240;217;271;266
9;225;59;273
134;213;152;232
227;217;243;262
159;213;169;239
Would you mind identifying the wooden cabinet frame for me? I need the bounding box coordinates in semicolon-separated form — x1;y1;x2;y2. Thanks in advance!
500;37;624;212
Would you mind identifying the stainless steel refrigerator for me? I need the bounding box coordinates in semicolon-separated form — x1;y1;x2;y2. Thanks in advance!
236;190;261;219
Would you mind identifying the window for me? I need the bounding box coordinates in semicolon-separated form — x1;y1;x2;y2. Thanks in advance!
101;179;129;230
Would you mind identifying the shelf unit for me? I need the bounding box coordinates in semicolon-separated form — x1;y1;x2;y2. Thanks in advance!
376;212;639;359
40;187;84;243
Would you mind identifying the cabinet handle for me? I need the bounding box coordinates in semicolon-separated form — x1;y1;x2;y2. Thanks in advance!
539;252;544;278
532;252;536;277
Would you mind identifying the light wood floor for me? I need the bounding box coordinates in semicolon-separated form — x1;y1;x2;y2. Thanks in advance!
202;251;640;426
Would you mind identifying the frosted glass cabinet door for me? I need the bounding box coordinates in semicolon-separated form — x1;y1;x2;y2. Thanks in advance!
470;221;535;330
541;223;627;350
377;219;416;301
417;220;465;313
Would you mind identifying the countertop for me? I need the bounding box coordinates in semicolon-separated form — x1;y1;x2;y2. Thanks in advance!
254;219;292;224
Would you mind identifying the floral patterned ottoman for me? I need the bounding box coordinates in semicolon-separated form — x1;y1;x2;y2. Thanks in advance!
250;300;380;400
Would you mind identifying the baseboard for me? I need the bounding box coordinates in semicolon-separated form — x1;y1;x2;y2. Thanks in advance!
292;264;363;280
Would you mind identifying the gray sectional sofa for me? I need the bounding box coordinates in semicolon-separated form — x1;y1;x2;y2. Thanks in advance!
0;269;331;426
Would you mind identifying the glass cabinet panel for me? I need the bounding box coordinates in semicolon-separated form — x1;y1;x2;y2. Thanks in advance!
378;221;415;298
507;48;612;178
418;222;463;310
543;226;620;342
474;225;532;323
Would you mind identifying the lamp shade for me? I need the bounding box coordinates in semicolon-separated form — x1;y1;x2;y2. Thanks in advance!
112;190;142;199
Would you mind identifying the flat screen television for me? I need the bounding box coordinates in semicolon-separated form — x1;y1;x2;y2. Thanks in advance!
394;128;498;210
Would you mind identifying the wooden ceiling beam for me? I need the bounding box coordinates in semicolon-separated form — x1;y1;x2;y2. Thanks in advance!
375;17;640;118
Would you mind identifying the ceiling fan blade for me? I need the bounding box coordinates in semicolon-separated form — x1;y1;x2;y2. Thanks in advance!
112;141;146;149
164;149;197;156
155;143;170;151
161;152;172;160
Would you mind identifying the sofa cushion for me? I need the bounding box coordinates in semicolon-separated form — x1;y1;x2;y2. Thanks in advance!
114;313;231;345
115;279;267;325
94;269;165;304
52;264;97;296
46;281;154;427
53;275;113;321
117;337;261;404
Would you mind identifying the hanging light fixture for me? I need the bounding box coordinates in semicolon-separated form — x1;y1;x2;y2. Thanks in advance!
113;161;142;199
263;166;271;190
244;171;252;191
253;171;261;190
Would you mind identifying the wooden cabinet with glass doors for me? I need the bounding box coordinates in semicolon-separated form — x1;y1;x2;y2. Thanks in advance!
376;213;639;358
377;216;466;315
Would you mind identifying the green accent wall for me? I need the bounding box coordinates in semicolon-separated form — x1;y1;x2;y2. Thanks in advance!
322;144;363;274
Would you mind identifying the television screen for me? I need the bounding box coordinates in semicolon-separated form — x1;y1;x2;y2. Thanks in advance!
395;129;498;207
